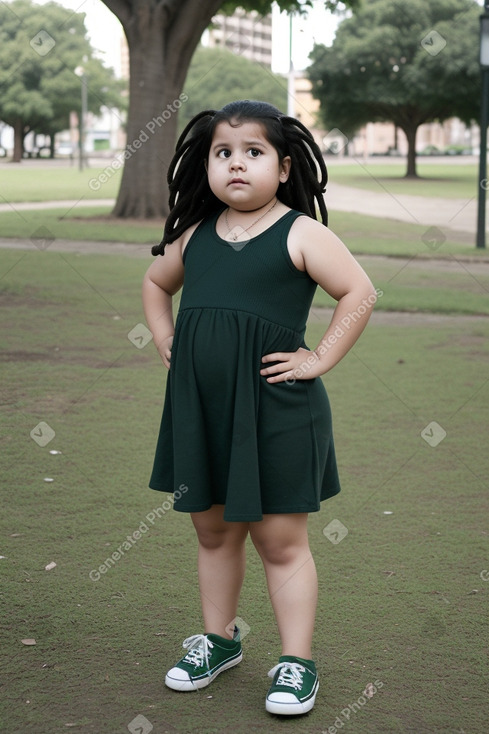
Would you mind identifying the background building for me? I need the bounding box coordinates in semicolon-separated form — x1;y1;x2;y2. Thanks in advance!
26;5;474;162
204;9;273;68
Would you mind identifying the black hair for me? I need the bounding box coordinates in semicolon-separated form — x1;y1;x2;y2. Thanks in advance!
152;99;328;256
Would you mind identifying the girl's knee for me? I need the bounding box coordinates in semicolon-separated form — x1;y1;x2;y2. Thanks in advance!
257;543;295;565
198;526;247;551
250;514;310;564
196;526;226;550
251;534;308;565
192;508;248;550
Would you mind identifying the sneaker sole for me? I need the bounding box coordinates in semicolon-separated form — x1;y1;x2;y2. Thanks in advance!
165;651;243;692
266;681;319;716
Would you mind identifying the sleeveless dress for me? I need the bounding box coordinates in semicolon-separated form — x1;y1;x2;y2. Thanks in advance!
149;208;341;521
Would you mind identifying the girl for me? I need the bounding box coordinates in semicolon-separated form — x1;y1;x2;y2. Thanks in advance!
142;100;376;716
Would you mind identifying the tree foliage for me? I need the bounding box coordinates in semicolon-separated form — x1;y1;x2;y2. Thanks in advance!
308;0;481;176
220;0;360;13
180;46;287;131
100;0;359;218
0;0;124;160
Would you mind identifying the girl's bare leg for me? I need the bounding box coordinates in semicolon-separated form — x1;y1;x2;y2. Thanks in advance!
249;513;317;659
191;505;249;639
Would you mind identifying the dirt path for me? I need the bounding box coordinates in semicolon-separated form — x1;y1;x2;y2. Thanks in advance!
0;198;115;212
327;181;480;236
310;306;488;327
0;236;151;257
0;179;481;238
0;236;487;272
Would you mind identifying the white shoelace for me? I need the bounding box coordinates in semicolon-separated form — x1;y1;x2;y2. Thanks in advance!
181;634;214;668
268;662;306;690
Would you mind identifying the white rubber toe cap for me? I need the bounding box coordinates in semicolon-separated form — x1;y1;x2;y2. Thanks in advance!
267;693;298;704
165;667;198;691
266;690;316;715
166;667;190;682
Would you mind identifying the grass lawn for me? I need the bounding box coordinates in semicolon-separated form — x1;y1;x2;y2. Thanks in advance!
315;255;489;316
327;161;479;199
0;165;121;202
0;161;480;202
0;205;488;261
0;206;164;245
1;205;488;316
1;247;488;733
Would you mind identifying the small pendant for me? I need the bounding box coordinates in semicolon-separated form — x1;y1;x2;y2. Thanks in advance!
232;232;238;241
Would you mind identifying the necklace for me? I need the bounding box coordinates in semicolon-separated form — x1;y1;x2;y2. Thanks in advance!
224;199;278;242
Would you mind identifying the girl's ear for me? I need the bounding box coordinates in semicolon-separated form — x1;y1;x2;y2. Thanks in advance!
279;156;291;183
204;159;208;172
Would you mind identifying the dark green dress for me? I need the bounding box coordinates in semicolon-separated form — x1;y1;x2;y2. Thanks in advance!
149;209;341;521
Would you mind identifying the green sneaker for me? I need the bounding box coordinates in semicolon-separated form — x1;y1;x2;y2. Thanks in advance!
165;628;242;691
265;655;319;715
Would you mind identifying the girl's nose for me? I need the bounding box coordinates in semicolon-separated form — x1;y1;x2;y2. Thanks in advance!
229;155;245;171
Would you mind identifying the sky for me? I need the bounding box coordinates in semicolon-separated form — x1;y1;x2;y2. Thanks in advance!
33;0;341;76
36;0;124;75
272;2;341;71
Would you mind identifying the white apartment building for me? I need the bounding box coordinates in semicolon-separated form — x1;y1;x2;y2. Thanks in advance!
204;9;273;68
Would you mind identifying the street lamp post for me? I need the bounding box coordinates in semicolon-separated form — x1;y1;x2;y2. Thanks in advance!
287;13;295;117
74;66;87;172
476;1;489;249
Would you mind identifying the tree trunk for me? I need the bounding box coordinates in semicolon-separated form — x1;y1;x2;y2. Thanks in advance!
401;123;419;178
12;119;23;163
112;25;180;217
106;0;223;219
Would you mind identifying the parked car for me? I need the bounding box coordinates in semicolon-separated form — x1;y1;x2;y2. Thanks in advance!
23;147;51;158
418;145;442;156
371;148;402;157
444;145;473;156
56;143;74;157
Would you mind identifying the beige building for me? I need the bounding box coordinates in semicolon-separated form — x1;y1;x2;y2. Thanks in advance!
346;118;475;157
120;10;272;78
119;14;476;159
205;9;273;68
288;74;476;157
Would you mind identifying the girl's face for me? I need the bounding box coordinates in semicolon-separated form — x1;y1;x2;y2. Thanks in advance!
207;120;290;211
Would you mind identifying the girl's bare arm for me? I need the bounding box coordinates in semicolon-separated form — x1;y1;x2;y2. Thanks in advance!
261;217;377;383
142;239;185;368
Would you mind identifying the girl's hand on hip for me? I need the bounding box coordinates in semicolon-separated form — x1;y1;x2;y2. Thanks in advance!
157;335;173;369
260;347;321;383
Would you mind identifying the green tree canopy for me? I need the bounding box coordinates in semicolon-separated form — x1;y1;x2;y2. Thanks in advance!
101;0;359;218
0;0;124;161
220;0;359;12
180;46;287;131
308;0;481;176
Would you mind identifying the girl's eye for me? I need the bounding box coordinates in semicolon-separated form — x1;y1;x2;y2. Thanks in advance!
248;148;261;158
217;149;231;159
